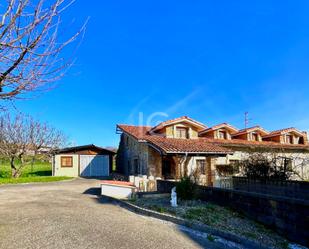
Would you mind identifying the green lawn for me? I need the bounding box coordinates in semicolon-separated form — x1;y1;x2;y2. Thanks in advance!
0;157;73;184
0;176;73;185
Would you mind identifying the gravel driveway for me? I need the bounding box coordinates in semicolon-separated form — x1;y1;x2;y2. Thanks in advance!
0;178;238;249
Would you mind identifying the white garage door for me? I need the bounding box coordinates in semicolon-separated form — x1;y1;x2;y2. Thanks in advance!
80;155;109;177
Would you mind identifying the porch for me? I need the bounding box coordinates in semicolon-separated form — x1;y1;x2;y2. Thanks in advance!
160;154;219;187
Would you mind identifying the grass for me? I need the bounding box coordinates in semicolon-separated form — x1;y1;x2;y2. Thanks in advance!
0;157;52;178
0;176;73;185
0;157;73;184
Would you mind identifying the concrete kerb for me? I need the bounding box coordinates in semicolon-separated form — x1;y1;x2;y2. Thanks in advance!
101;195;271;249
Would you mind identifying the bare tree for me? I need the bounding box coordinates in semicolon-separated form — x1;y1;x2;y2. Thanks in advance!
0;114;66;177
235;151;309;181
0;0;87;102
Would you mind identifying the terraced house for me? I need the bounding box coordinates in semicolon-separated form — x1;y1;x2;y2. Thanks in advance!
116;116;309;186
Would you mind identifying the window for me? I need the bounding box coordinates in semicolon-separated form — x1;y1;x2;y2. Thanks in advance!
299;137;305;145
284;158;293;171
196;160;206;174
176;127;189;139
286;135;293;144
218;130;227;139
61;156;73;167
252;133;259;141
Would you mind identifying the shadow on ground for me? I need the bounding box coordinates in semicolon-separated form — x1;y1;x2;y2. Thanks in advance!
83;187;101;196
27;170;52;176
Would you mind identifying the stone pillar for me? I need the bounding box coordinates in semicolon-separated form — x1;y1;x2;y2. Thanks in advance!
206;157;216;186
173;156;181;180
183;156;191;177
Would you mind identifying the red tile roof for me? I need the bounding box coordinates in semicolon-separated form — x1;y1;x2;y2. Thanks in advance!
117;125;151;140
204;137;309;150
232;126;269;136
199;123;239;135
146;136;232;154
149;116;207;133
117;119;309;153
263;127;304;138
117;124;231;154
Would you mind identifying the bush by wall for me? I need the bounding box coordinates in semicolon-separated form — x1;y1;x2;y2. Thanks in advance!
176;177;197;200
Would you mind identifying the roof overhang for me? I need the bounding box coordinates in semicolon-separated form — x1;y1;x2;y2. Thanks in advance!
150;117;207;133
199;123;239;135
263;128;304;138
146;140;233;156
53;144;116;155
232;126;269;137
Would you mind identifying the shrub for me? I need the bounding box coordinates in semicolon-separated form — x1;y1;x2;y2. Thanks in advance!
176;176;197;200
237;153;295;180
207;234;215;242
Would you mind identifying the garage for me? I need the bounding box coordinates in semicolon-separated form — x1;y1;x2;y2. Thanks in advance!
80;155;109;177
52;144;115;177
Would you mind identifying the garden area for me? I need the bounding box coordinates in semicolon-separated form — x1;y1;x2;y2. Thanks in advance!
130;197;290;249
0;157;72;185
128;177;299;249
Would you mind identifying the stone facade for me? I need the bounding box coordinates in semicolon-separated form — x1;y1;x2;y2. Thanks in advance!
147;146;162;177
116;130;217;186
116;133;148;176
116;117;309;183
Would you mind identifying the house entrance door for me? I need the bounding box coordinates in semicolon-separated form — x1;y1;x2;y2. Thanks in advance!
162;157;174;179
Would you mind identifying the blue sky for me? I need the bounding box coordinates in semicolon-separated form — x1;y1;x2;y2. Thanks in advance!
13;1;309;147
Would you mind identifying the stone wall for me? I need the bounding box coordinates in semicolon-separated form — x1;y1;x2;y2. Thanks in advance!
148;146;162;177
232;177;309;200
116;133;148;175
156;180;309;246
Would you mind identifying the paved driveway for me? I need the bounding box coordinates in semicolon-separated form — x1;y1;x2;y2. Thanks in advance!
0;179;238;249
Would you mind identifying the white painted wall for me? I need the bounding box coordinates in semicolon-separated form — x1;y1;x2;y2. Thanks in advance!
101;184;136;199
53;154;79;177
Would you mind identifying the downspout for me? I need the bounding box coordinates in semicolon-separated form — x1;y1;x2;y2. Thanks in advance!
52;154;55;176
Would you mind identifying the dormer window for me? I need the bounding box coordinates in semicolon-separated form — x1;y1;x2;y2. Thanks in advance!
176;127;189;139
286;134;293;144
252;133;259;141
218;130;227;139
299;137;305;145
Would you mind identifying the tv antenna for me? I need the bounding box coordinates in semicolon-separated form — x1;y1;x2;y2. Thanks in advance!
244;112;251;129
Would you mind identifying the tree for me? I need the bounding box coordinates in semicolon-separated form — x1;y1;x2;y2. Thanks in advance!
0;0;87;102
0;114;66;177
